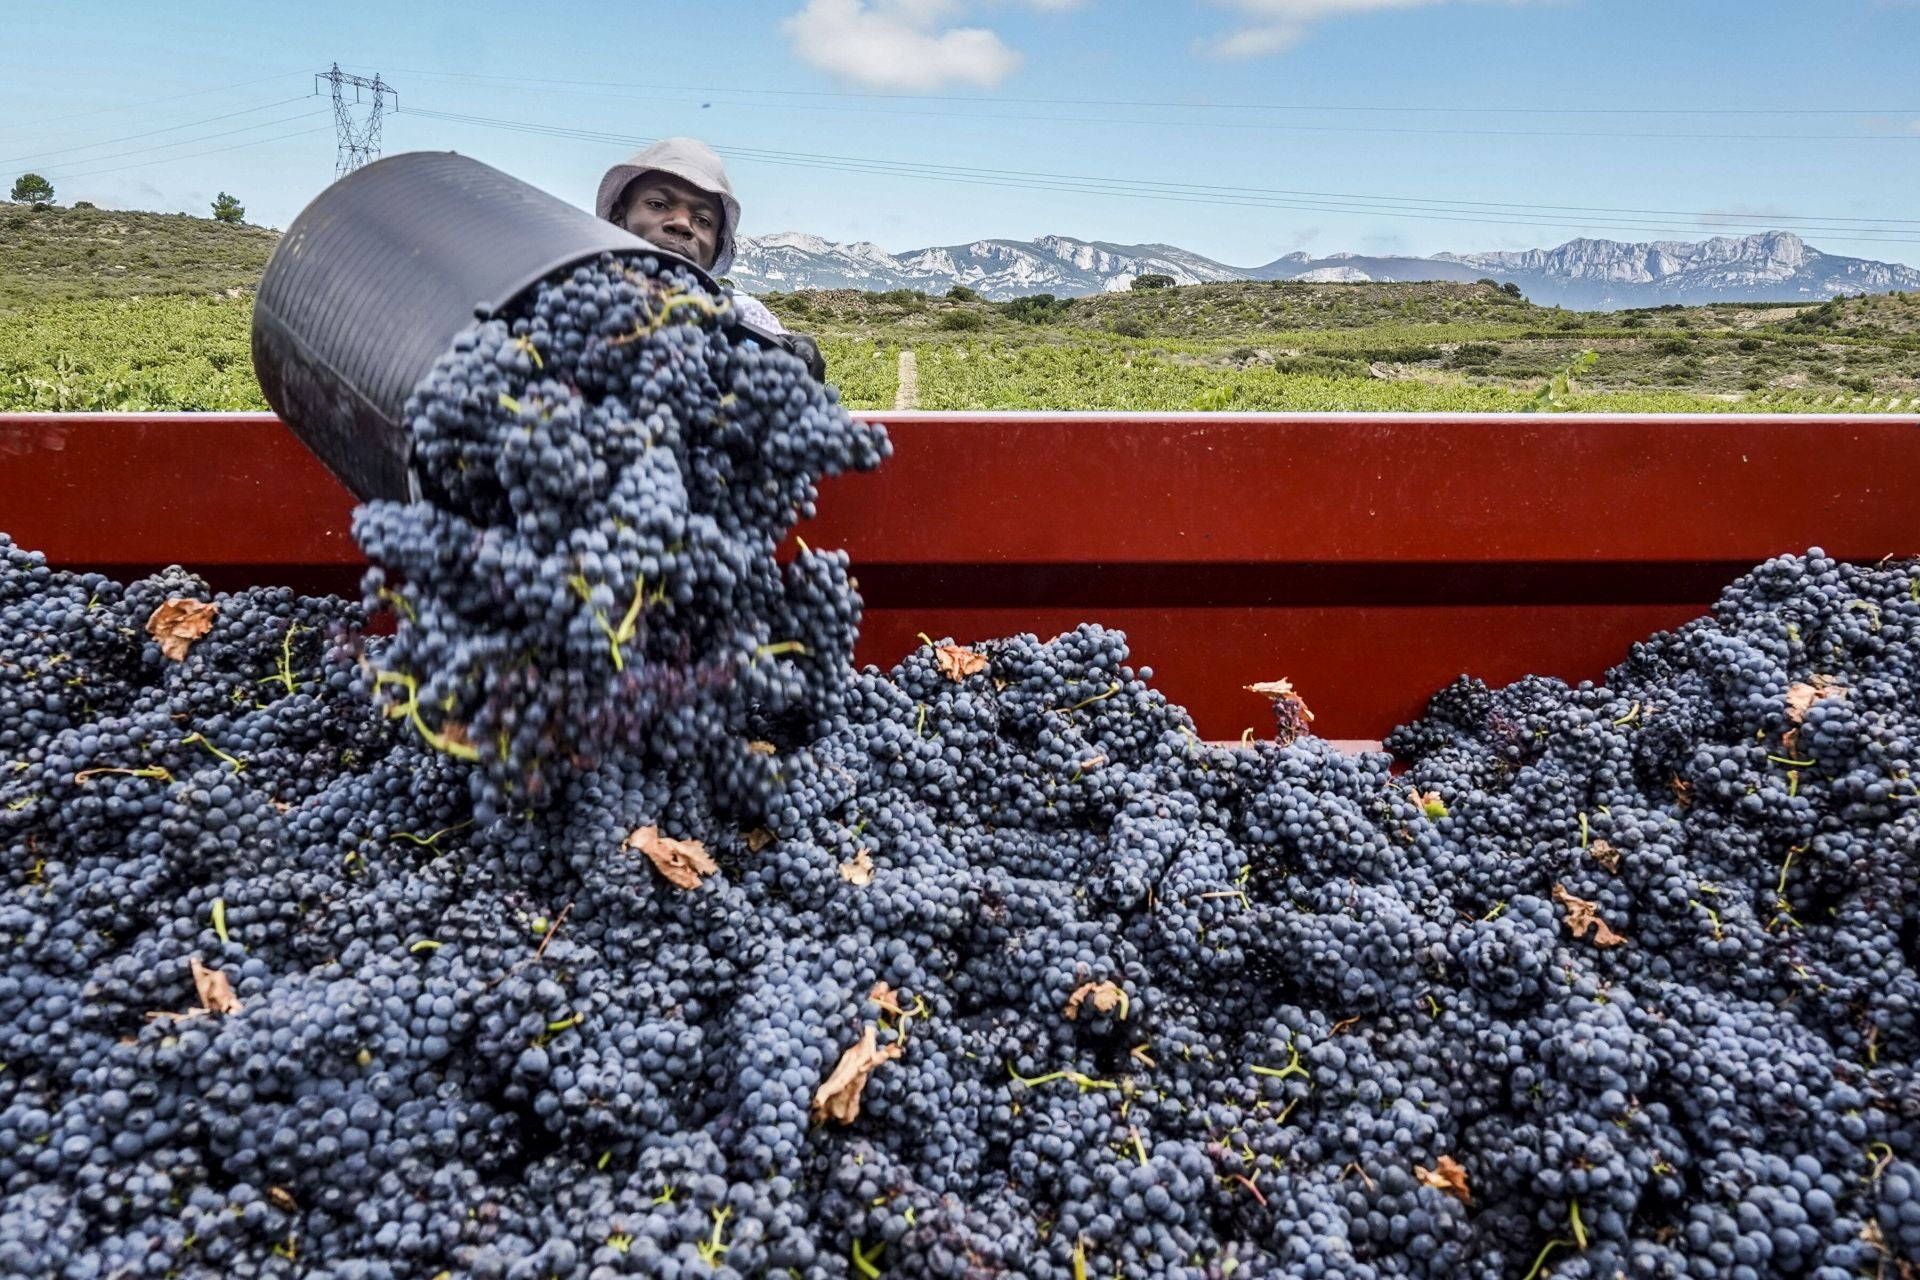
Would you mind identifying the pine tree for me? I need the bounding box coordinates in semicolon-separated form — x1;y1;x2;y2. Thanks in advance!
9;173;54;205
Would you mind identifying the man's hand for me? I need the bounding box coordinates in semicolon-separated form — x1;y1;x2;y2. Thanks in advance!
727;316;827;382
780;332;826;382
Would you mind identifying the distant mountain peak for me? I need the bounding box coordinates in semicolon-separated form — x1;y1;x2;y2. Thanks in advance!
728;229;1920;309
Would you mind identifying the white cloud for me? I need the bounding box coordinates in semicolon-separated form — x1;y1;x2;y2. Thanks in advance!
783;0;1026;90
1198;0;1549;59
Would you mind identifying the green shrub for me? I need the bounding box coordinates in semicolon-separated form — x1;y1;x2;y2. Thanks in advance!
1131;274;1174;290
1653;337;1694;355
1447;342;1502;367
945;285;980;302
1109;317;1148;338
1737;337;1765;352
1272;354;1367;379
935;310;985;331
998;293;1073;324
1359;344;1443;364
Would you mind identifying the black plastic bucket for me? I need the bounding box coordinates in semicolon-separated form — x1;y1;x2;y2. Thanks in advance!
251;151;718;503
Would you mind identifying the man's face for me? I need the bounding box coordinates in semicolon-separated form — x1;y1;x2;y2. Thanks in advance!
618;173;722;270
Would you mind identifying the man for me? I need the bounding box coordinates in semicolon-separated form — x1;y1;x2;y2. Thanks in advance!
596;137;824;379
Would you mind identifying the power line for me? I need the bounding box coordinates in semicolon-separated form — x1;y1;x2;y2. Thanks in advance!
357;65;1920;118
0;97;314;169
36;109;333;179
367;74;1920;144
47;125;337;183
0;71;309;134
397;106;1920;248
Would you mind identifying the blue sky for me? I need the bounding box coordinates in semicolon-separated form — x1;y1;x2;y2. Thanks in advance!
8;0;1920;268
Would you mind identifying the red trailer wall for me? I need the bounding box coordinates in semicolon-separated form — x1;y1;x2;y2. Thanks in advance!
2;411;1914;742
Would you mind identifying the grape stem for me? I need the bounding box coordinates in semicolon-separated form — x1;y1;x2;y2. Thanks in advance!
1248;1040;1308;1082
74;765;173;784
257;622;305;695
1007;1062;1119;1092
1048;682;1121;715
392;820;474;850
182;732;246;774
1521;1238;1573;1280
371;670;480;762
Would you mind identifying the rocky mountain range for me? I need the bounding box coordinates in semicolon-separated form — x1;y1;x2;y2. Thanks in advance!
728;229;1920;310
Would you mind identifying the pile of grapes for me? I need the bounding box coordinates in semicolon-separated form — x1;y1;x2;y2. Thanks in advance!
0;252;1915;1280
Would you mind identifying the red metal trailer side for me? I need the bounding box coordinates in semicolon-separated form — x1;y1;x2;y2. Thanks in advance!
2;411;1914;740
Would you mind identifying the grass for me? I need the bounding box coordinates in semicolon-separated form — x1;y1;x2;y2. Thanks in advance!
0;295;262;411
4;200;1917;414
765;283;1920;412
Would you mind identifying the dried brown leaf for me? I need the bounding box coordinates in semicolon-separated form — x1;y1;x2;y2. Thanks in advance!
268;1186;299;1212
1415;1155;1472;1205
146;599;218;662
1783;676;1844;724
839;849;875;886
811;1025;903;1125
747;740;778;756
1064;980;1127;1021
1245;678;1305;702
1669;776;1693;809
1553;884;1628;948
1247;677;1316;746
190;956;242;1015
1858;1219;1912;1278
624;826;719;891
1589;838;1621;874
743;827;776;853
935;644;989;682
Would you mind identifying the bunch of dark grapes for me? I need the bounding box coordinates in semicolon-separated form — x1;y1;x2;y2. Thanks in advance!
354;251;887;815
0;250;1914;1277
